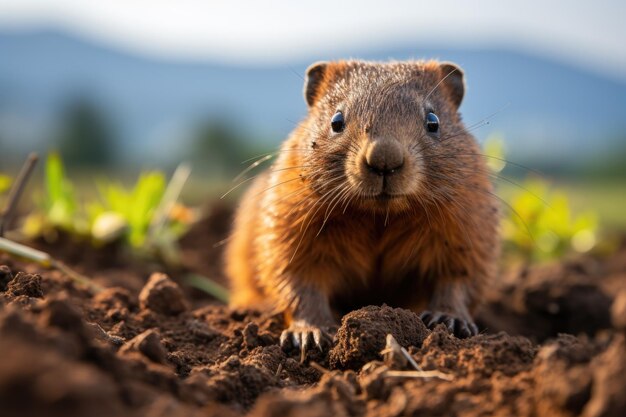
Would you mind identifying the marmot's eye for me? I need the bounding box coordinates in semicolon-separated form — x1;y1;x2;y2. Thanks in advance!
426;112;440;133
331;111;345;133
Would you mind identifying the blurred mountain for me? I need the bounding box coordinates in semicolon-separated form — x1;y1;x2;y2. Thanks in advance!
1;28;625;167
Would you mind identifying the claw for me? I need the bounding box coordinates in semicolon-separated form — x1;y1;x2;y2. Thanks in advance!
280;330;289;348
458;321;471;338
292;332;301;349
313;329;323;352
280;323;333;361
419;310;479;339
426;312;442;328
444;316;455;333
300;344;307;363
301;332;311;362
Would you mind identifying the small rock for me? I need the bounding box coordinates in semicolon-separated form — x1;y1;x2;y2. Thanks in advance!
93;287;134;309
94;287;134;322
223;355;241;369
242;322;259;349
85;322;125;346
7;272;43;298
119;329;168;364
138;273;187;315
536;333;596;364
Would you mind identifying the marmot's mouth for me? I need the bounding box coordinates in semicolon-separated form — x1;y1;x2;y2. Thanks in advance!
364;192;402;201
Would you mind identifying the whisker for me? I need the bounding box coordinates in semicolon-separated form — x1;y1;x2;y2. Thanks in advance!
262;185;310;213
343;182;361;214
487;172;552;209
415;155;550;209
415;103;510;157
384;205;390;227
298;180;344;232
417;152;544;178
254;177;305;199
316;184;352;237
424;170;536;243
240;151;278;165
289;181;345;263
221;165;313;199
423;66;459;102
283;170;345;218
240;147;311;165
233;154;274;183
288;66;305;82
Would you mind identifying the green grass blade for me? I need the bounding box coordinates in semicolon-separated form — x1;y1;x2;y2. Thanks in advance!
185;273;230;304
0;236;51;266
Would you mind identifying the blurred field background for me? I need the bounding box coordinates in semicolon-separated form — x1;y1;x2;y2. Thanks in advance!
0;1;625;255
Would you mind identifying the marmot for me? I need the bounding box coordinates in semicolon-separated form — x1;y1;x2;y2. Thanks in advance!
225;59;500;357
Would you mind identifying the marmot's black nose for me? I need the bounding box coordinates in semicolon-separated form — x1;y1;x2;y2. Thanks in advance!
365;139;404;176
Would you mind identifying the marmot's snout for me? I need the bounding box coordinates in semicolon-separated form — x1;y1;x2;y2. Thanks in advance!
364;138;404;176
351;134;422;203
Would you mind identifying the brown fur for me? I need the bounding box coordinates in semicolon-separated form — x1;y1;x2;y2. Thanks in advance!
225;60;500;338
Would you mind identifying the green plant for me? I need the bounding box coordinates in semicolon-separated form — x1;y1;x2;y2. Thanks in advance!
24;153;195;264
185;274;230;304
23;153;85;238
482;134;507;173
501;178;598;262
88;167;193;263
3;153;229;301
91;172;167;247
481;135;599;262
0;174;11;195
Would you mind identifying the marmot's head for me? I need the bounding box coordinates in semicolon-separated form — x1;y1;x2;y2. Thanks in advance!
298;60;479;214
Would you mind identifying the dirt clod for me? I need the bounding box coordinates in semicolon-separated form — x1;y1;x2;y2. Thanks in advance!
329;305;428;370
120;329;168;364
479;259;614;341
534;335;595;415
139;273;187;315
582;335;626;417
6;272;43;298
39;297;84;331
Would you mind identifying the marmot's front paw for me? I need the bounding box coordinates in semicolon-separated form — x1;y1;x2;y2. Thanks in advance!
280;322;333;362
419;310;478;338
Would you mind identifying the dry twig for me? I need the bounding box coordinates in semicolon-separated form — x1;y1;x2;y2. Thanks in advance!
0;153;38;236
384;370;454;381
0;236;103;293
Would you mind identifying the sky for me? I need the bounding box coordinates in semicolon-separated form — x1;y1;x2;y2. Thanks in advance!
0;0;625;81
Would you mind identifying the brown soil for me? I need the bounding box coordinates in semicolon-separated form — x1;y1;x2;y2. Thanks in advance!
1;210;626;417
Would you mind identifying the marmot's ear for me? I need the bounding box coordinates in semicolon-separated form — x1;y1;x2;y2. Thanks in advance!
304;61;328;107
439;62;465;109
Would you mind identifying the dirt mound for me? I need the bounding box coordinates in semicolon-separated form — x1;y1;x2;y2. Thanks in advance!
329;305;428;370
1;241;626;416
138;273;188;315
477;257;617;342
